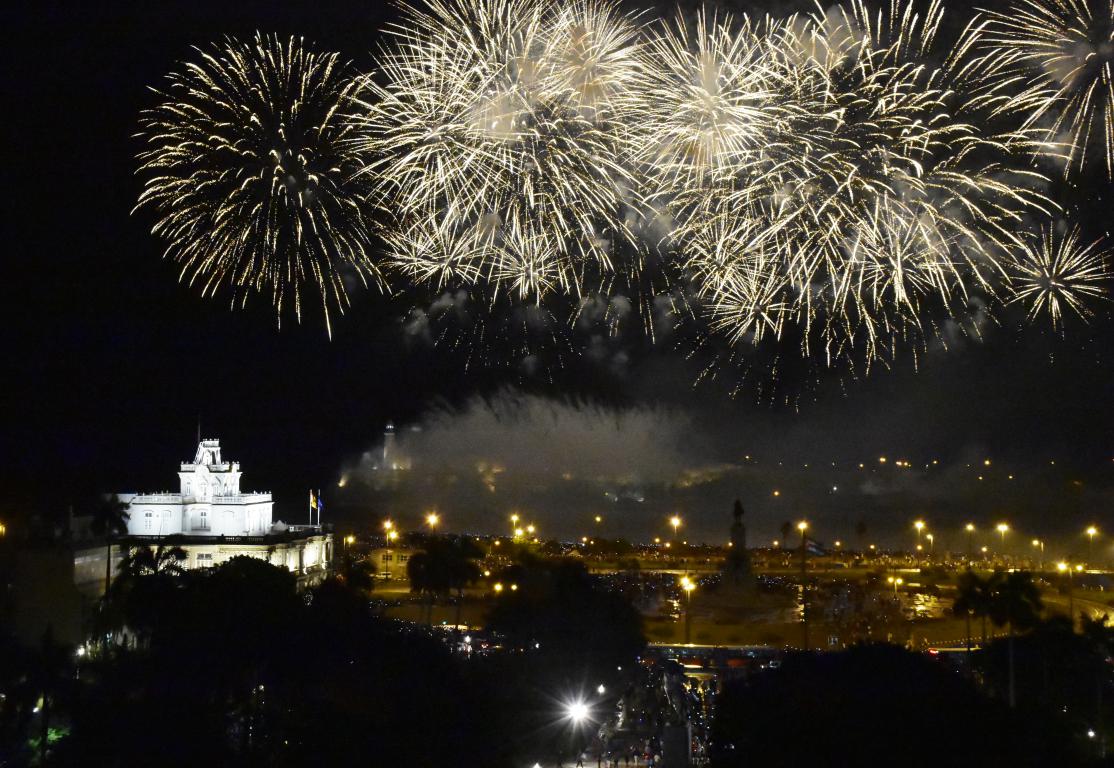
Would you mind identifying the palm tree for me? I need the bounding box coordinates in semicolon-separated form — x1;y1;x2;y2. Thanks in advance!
953;569;1001;650
335;551;375;596
29;626;72;766
779;521;792;547
89;494;129;597
407;537;483;625
987;570;1043;708
108;540;187;646
116;540;188;580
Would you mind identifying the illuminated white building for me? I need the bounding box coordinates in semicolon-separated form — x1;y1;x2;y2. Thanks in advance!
120;439;273;536
71;438;332;597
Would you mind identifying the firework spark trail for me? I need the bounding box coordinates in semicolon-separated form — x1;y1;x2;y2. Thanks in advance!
1008;225;1112;326
351;0;646;303
134;33;382;336
977;0;1114;178
638;0;1066;370
135;0;1112;373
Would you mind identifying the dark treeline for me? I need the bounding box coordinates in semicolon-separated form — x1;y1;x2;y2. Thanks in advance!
0;551;646;767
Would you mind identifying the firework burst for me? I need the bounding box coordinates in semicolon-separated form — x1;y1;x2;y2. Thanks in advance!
647;0;1056;371
135;33;382;335
978;0;1114;178
351;0;645;302
1009;225;1111;326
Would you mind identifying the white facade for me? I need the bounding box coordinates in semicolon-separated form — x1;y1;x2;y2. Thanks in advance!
120;439;273;537
73;535;332;598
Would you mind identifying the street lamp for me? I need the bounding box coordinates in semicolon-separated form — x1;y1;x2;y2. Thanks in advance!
914;520;925;553
385;529;399;579
1058;562;1076;630
798;521;809;649
965;523;975;560
425;512;439;531
566;700;590;724
670;515;682;541
344;534;355;549
1086;526;1099;563
887;575;904;596
996;523;1009;557
926;533;934;558
1031;539;1045;570
680;576;696;644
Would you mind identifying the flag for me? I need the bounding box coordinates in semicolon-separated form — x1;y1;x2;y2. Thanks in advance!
309;490;317;510
316;490;324;518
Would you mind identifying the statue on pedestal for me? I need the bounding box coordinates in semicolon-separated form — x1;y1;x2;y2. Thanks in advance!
724;499;755;591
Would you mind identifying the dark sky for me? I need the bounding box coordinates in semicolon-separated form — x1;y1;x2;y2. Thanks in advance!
5;0;1113;555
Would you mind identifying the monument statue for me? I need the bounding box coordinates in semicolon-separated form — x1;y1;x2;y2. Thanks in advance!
725;498;755;590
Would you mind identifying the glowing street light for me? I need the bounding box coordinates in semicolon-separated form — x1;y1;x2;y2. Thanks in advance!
926;533;934;557
566;701;590;724
425;512;439;530
344;534;355;549
1086;526;1099;562
382;519;394;532
996;523;1009;554
680;576;696;644
965;523;975;559
1058;562;1078;629
526;524;536;536
670;516;682;539
594;515;602;524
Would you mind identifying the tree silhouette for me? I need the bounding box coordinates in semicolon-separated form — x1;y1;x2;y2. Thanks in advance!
334;550;375;596
89;495;129;598
105;539;189;644
779;521;792;546
987;571;1043;708
407;537;483;624
954;569;1000;648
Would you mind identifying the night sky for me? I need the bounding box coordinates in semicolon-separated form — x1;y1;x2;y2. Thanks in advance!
6;0;1114;553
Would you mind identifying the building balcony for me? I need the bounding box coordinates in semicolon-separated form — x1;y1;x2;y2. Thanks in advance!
211;493;272;504
130;494;183;504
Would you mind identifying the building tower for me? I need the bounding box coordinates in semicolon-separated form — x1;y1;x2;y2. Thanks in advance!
382;421;397;470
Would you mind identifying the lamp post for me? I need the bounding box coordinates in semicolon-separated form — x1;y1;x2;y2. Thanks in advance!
385;528;399;579
425;512;439;533
1087;526;1099;564
680;576;696;644
1058;561;1078;630
914;520;925;555
887;575;904;596
926;533;934;560
1031;539;1044;571
670;515;682;543
996;523;1009;561
798;520;809;650
965;523;975;561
